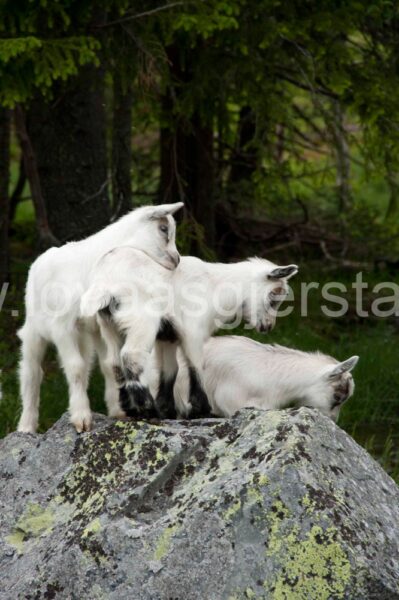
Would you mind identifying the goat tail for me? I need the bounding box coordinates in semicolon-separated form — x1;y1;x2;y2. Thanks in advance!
80;286;112;318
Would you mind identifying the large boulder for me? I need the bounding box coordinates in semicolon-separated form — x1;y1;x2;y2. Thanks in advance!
0;408;398;599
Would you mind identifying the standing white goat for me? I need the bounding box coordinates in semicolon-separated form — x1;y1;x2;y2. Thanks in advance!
171;336;358;421
18;202;183;433
80;248;298;419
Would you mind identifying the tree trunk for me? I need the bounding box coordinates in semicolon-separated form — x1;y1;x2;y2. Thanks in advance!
215;106;257;258
0;107;11;285
14;106;59;249
229;106;257;185
159;45;215;251
26;64;110;242
112;71;133;218
190;112;214;246
160;112;215;249
331;100;351;212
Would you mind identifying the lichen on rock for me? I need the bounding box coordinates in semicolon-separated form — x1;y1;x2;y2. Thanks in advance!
0;408;399;599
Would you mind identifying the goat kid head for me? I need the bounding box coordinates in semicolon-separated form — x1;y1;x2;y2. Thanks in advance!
313;355;359;421
242;261;298;333
132;202;184;270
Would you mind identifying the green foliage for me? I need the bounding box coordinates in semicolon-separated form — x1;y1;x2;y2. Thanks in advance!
171;1;241;38
0;0;107;106
176;217;217;260
0;36;100;106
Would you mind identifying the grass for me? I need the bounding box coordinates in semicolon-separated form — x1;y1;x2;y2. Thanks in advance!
1;242;398;483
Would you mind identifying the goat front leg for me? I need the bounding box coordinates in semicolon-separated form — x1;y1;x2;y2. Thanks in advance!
119;322;159;419
55;330;94;433
180;334;211;419
154;341;178;419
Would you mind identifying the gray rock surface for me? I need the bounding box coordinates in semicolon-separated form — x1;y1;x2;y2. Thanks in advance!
0;408;398;599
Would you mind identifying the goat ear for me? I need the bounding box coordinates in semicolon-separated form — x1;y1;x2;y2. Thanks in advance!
148;202;184;220
326;355;359;379
80;286;114;319
268;264;298;281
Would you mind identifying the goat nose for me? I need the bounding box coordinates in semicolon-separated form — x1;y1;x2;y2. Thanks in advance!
171;252;180;267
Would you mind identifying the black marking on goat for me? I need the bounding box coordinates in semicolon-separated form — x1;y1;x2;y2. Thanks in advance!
113;365;125;386
331;378;351;409
119;383;158;419
98;296;119;320
123;362;144;382
188;367;211;419
156;371;178;419
156;318;179;343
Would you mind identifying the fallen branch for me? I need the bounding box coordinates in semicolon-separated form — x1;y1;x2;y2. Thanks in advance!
320;240;371;270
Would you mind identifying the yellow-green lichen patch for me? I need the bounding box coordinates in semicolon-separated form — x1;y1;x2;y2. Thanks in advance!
246;472;270;506
264;503;352;600
153;524;179;561
5;530;25;554
15;503;54;537
265;499;291;556
114;420;130;429
82;518;101;538
270;526;351;599
301;494;313;509
224;499;242;522
258;474;269;486
6;503;55;553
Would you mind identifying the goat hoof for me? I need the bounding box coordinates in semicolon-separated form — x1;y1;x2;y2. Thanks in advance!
119;383;158;420
70;410;93;433
157;406;177;420
155;393;176;420
189;394;211;419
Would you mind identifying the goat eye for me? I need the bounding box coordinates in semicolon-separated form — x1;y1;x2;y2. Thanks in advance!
159;225;168;234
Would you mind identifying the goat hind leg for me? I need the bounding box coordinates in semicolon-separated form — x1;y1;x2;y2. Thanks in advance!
18;325;48;433
180;336;211;419
154;341;178;419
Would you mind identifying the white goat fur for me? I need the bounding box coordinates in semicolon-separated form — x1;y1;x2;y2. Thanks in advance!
168;336;358;421
17;202;183;433
80;247;298;419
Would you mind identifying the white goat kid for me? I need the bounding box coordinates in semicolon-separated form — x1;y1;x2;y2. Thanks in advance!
173;336;358;421
80;249;298;419
18;202;183;433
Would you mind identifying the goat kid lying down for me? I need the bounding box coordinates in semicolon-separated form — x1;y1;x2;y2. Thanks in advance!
169;336;358;422
18;202;183;433
80;247;298;419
